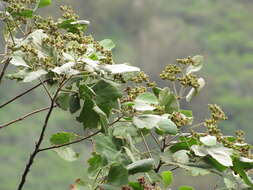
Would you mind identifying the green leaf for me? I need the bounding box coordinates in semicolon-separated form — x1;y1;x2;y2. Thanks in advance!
11;9;33;18
178;185;195;190
57;19;88;33
38;0;52;8
93;134;121;162
54;147;79;162
128;182;144;190
56;93;70;111
238;157;253;170
50;132;76;145
69;94;81;113
180;164;210;176
113;125;138;139
156;118;178;135
148;170;162;183
133;92;159;111
180;109;193;118
87;153;107;178
107;164;128;186
172;150;189;164
162;151;211;177
133;115;161;129
77;99;107;129
136;92;158;105
79;83;96;100
158;87;175;107
23;69;47;83
204;156;228;172
170;138;198;153
232;157;253;187
200;135;217;146
99;39;116;50
92;79;122;115
161;171;173;188
152;87;162;97
224;177;237;189
93;79;122;103
133;114;177;132
126;158;154;174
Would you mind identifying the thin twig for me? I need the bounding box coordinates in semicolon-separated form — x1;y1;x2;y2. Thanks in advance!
189;122;205;130
17;78;67;190
60;89;78;94
0;79;49;109
6;21;16;46
150;132;162;149
39;78;53;100
92;167;102;189
0;58;11;84
0;105;56;129
154;137;166;173
38;130;101;152
108;115;124;126
140;131;152;158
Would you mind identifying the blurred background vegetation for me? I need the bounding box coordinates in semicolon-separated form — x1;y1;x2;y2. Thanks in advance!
1;0;253;189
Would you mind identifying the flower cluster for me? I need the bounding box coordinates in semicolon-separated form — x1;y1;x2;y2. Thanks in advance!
159;64;181;81
171;111;191;127
176;56;195;65
178;74;200;88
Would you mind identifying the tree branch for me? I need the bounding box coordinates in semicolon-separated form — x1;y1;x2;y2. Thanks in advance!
0;58;11;84
38;130;101;152
17;78;67;190
0;79;49;109
154;137;166;173
0;105;57;129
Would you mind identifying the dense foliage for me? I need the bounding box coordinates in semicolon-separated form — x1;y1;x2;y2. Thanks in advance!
1;1;253;190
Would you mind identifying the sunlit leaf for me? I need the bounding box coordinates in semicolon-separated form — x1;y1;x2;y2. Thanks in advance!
127;158;154;174
161;171;173;188
37;0;52;8
50;132;77;145
99;39;115;50
133;92;158;111
191;145;233;167
186;77;205;102
178;185;195;190
186;55;204;75
55;147;79;162
172;150;189;164
100;64;140;74
200;135;217;146
10;51;29;67
128;182;144;190
23;69;47;82
51;62;79;75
